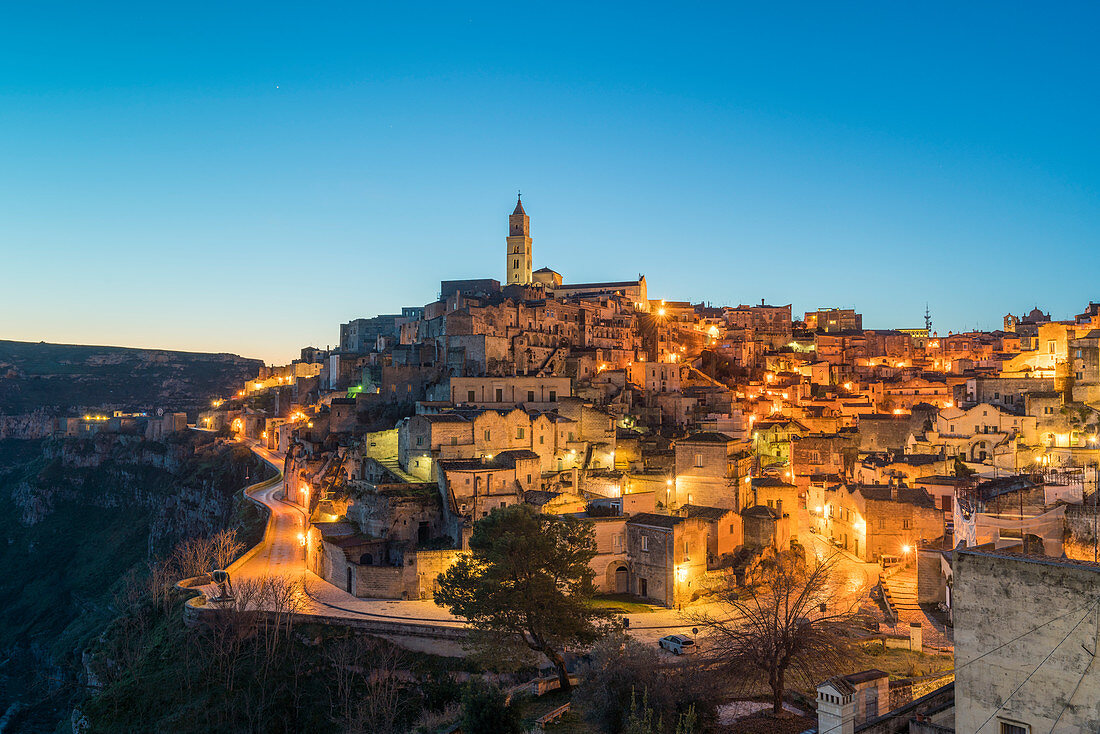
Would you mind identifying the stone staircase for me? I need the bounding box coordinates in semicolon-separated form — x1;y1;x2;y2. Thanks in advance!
884;566;921;614
377;455;422;484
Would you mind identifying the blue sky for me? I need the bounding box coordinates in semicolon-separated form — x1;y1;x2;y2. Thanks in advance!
2;2;1098;363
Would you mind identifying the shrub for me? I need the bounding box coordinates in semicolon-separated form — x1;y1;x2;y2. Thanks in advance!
459;680;523;734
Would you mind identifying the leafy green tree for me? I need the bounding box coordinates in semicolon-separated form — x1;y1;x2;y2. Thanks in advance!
435;504;616;691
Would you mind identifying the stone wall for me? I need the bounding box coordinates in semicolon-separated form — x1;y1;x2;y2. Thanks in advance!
916;548;948;604
412;549;464;600
853;683;954;734
954;550;1100;733
355;565;406;598
1064;503;1100;561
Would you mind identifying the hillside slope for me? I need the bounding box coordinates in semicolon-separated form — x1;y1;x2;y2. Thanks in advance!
0;433;272;733
0;340;261;415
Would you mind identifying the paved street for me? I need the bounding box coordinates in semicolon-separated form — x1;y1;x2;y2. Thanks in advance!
216;441;724;650
221;444;930;656
228;442;467;627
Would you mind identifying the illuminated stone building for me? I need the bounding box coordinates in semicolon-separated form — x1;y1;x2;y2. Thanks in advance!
505;195;532;286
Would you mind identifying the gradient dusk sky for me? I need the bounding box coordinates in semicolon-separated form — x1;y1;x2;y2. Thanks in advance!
2;2;1098;364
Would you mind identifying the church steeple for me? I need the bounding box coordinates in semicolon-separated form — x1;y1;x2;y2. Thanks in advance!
506;194;532;285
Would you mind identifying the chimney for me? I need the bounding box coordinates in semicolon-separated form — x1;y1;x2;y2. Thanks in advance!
816;679;856;734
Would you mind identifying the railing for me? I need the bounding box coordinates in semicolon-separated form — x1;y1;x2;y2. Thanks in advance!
536;703;571;729
877;581;898;624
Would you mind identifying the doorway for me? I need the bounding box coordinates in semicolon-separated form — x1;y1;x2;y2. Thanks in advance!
639;577;648;598
346;567;354;594
615;566;628;594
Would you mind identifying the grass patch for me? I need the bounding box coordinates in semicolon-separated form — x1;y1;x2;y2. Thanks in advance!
589;593;656;614
857;643;954;679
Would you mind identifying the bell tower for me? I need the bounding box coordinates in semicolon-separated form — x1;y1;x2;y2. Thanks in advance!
506;194;532;286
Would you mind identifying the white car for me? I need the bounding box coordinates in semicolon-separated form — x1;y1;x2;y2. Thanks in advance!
658;634;696;655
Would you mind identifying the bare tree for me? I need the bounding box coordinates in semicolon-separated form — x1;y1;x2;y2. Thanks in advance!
326;634;410;734
210;528;246;571
694;550;861;714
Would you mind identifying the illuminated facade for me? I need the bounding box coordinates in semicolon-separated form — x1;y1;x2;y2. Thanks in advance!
505;195;532;286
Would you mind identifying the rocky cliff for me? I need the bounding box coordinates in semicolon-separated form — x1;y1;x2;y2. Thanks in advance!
0;432;271;733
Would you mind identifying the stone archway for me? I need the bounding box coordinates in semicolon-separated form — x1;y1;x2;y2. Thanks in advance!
606;562;629;594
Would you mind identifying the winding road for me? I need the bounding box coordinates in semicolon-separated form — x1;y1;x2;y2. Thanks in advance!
215;440;799;648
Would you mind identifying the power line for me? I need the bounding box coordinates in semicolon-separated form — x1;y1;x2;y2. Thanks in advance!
814;596;1100;734
953;595;1100;674
972;599;1098;734
1046;602;1099;733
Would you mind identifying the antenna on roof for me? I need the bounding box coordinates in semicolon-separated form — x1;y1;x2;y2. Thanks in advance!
924;303;932;334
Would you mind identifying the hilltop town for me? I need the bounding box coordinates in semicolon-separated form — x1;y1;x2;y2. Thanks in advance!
165;198;1100;731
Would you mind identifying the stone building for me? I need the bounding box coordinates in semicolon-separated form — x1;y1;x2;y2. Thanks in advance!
437;449;541;546
448;375;570;409
751;417;809;467
399;407;598;478
821;483;943;561
672;431;752;509
815;669;890;733
625;509;737;606
806;307;863;333
506;195;533;286
954;549;1100;733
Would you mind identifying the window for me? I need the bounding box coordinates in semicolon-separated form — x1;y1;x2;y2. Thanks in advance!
484;430;491;440
902;519;910;529
467;390;475;402
549;390;557;401
495;388;503;402
730;524;735;534
528;390;535;402
451;436;458;445
539;435;544;445
416;437;423;446
879;518;885;529
642;536;649;552
1000;721;1029;734
517;427;525;439
694;453;704;467
526;473;531;483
